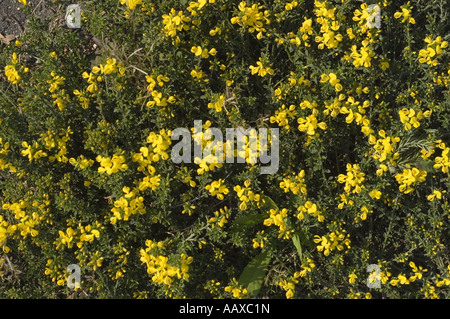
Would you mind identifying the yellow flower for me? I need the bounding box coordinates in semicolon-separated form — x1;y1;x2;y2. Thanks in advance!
209;27;221;36
279;279;296;299
335;83;343;92
205;179;229;200
349;273;357;284
337;163;365;194
297;113;327;136
97;154;128;174
285;1;298;11
119;0;142;10
162;8;190;38
313;230;351;256
328;73;339;86
350;42;375;68
394;2;415;24
369;189;382;199
297;201;324;222
249;57;274;77
138;175;161;192
208;207;230;228
208;95;225;113
427;190;442;201
360;206;370;221
418;36;448;66
224;278;248;299
410;261;428;280
395;167;427;194
264;208;293;239
4;65;21;84
191;46;207;58
380;58;390;70
232;2;270;35
434;146;450;173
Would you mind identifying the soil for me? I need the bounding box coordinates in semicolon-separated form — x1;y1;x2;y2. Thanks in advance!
0;0;53;40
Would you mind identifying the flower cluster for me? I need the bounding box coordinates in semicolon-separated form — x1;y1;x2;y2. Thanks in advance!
249;57;274;77
1;0;450;300
394;2;416;24
263;208;293;239
337;164;366;194
434;142;450;173
279;170;307;196
140;240;193;294
207;206;230;228
119;0;142;11
270;104;297;131
96;154;128;175
205;179;229;200
398;108;431;130
313;0;343;50
234;180;261;211
279;272;301;299
313;230;351;256
4;53;24;84
224;278;248;299
162;8;191;42
297;201;324;223
231;2;270;39
395;167;428;194
371;130;400;163
418;36;448;67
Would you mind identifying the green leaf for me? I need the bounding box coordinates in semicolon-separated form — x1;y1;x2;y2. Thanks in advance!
230;195;278;234
414;159;436;173
238;250;271;297
292;233;303;264
232;213;266;227
260;194;279;211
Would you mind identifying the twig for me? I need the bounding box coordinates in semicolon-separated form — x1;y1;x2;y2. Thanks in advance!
170;194;207;210
127;65;148;75
32;0;45;14
127;48;143;60
4;254;15;273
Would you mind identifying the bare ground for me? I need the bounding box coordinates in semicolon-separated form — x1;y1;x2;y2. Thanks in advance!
0;0;53;43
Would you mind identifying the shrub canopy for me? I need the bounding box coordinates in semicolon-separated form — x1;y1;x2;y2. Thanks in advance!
0;0;449;299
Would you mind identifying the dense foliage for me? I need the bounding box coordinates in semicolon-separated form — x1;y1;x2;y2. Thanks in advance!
0;0;449;298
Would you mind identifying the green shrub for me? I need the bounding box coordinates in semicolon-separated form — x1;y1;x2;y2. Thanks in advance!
0;0;449;298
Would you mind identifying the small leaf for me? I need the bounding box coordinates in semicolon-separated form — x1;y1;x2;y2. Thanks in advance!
414;160;436;173
238;250;271;297
260;194;279;211
292;233;303;263
232;213;265;227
